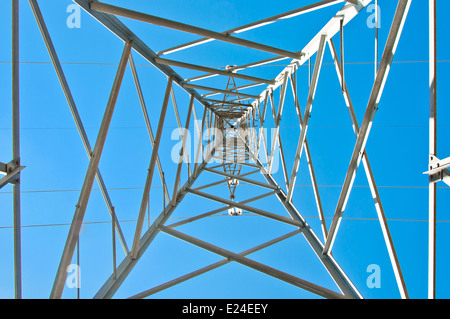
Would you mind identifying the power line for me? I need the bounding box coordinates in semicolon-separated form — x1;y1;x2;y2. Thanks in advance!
0;60;449;67
0;183;447;196
1;212;449;231
0;124;448;131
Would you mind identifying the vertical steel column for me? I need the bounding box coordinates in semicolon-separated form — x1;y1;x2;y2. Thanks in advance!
50;40;133;299
340;17;345;93
428;0;437;300
375;0;379;78
12;0;22;300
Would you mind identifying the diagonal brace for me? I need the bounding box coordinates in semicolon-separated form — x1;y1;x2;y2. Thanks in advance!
323;0;412;255
160;226;346;299
50;39;133;299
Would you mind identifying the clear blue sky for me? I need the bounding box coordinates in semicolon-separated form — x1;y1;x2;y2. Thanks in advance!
0;0;449;299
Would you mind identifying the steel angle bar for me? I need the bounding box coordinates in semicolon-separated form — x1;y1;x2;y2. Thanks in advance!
424;156;450;176
191;168;260;191
166;191;275;229
0;162;7;174
375;0;379;78
190;178;228;192
29;0;130;255
129;229;302;298
267;74;288;176
158;0;346;56
131;76;173;260
323;0;412;256
90;2;302;60
160;226;345;299
203;167;278;190
154;58;275;85
428;0;437;300
328;38;408;298
0;166;25;190
129;54;171;204
12;0;21;299
170;88;192;175
193;108;207;174
202;99;252;107
203;83;265;98
286;33;327;203
184;83;260;100
289;72;328;242
239;162;262;170
256;94;270;161
187;189;303;228
172;94;195;205
50;40;133;299
186;55;294;83
185;1;370;85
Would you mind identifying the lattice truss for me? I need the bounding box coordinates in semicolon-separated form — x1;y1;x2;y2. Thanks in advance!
3;0;448;299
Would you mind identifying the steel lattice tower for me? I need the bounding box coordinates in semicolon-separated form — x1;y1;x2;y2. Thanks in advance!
2;0;448;299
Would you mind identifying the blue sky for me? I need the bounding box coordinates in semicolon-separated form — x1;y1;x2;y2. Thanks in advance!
0;0;449;299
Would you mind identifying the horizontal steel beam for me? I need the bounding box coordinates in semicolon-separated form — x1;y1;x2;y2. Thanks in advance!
202;99;253;107
184;83;261;100
154;58;275;85
186;55;293;83
90;1;303;60
203;167;278;190
166;191;276;228
202;83;265;97
187;189;303;228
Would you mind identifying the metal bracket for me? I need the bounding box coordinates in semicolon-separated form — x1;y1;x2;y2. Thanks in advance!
0;160;25;189
425;155;450;186
424;156;450;174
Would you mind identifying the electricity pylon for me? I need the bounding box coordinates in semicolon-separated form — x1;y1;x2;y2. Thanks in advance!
7;0;447;299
